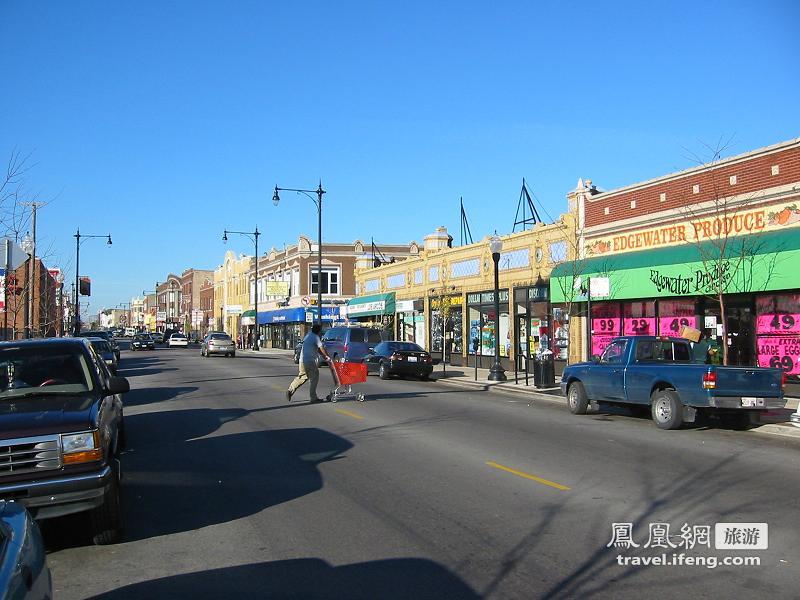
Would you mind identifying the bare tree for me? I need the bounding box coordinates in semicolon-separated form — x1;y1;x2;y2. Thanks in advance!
677;138;782;365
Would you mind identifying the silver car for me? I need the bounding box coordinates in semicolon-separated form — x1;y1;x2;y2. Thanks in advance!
201;333;236;358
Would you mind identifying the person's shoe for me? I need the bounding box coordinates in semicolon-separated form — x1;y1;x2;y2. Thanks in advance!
285;389;293;402
310;397;324;403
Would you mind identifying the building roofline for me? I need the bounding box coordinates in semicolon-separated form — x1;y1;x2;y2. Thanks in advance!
587;137;800;203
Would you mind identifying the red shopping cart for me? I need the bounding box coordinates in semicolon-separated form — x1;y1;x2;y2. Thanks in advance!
326;360;368;403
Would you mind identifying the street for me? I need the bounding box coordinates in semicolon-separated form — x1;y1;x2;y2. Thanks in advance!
47;346;800;599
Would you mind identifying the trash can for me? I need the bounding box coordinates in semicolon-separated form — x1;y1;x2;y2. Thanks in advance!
533;352;555;388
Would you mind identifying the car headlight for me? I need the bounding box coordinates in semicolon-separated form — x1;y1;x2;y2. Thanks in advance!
61;430;102;464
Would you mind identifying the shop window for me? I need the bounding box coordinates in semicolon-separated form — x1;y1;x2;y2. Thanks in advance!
591;303;621;357
658;299;697;336
623;301;655;336
552;306;570;361
756;293;800;378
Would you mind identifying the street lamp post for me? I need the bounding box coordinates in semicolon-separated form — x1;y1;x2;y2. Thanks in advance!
55;271;64;336
488;233;507;382
223;227;261;350
74;229;112;335
273;183;325;325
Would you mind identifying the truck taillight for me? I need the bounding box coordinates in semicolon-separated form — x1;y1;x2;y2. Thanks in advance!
782;372;788;389
391;352;402;361
702;370;717;389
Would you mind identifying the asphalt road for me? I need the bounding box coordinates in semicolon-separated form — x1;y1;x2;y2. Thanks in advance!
45;345;800;599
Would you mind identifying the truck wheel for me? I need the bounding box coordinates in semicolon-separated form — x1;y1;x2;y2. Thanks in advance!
90;460;123;545
567;382;589;415
651;390;684;430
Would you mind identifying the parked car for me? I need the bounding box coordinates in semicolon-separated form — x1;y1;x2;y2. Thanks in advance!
162;329;178;343
88;337;119;374
168;333;189;348
76;330;120;362
321;326;384;363
131;333;155;351
364;341;433;380
0;338;129;544
201;333;236;357
560;336;786;430
150;332;164;344
0;501;52;599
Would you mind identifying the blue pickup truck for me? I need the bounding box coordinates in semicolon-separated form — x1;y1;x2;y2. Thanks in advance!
560;336;786;430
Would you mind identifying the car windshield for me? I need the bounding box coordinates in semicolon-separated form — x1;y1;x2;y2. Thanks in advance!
134;335;149;341
90;340;112;353
0;346;94;397
210;334;230;341
172;335;186;339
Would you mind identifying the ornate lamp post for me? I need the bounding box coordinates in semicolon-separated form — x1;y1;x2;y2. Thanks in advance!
273;183;325;325
74;229;112;335
488;233;507;382
223;227;261;350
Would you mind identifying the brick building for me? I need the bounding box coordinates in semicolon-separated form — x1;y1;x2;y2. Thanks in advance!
552;137;800;379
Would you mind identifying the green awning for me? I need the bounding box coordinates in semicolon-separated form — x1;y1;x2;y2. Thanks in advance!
551;228;800;303
346;292;396;317
241;310;256;318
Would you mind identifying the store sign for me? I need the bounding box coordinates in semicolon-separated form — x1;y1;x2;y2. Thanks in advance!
527;286;549;301
226;305;243;315
430;296;463;309
467;291;509;304
395;300;419;313
156;311;167;321
554;247;800;303
586;202;800;256
266;281;290;296
353;300;385;314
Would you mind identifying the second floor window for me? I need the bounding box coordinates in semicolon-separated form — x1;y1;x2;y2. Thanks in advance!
311;268;339;295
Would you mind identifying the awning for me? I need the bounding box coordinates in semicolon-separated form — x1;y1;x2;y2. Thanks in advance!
346;292;396;317
551;228;800;303
242;310;256;318
256;306;341;325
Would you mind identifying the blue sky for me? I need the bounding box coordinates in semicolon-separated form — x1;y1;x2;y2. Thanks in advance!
1;1;798;318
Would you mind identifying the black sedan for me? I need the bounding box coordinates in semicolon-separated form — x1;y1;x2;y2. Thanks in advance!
364;341;433;380
131;333;155;351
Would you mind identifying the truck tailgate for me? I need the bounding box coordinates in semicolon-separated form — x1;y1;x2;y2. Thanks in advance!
713;367;783;398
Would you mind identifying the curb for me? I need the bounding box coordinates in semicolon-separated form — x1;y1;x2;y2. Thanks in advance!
432;376;800;440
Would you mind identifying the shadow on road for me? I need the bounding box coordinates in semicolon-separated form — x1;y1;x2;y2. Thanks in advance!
114;407;353;542
87;558;480;600
122;385;198;407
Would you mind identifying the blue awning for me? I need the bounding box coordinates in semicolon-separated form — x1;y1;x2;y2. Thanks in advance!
257;306;341;324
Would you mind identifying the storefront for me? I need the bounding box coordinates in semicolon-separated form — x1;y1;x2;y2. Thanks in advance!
551;228;800;380
466;290;510;370
395;299;426;347
259;306;340;349
429;295;463;366
513;284;551;372
345;292;396;337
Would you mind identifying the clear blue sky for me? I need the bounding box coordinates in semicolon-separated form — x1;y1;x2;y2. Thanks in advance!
1;1;798;318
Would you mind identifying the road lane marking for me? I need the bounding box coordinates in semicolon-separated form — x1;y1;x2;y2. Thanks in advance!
335;409;364;421
486;461;570;491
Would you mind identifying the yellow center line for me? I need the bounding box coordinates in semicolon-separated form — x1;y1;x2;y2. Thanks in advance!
486;460;571;491
335;409;364;421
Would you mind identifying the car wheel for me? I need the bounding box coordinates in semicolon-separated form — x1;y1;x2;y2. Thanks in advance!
90;459;123;545
567;382;589;415
230;352;235;358
379;361;390;380
651;389;683;430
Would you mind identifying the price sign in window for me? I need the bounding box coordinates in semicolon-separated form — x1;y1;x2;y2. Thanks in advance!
657;300;697;336
591;303;621;357
756;294;800;376
623;301;656;336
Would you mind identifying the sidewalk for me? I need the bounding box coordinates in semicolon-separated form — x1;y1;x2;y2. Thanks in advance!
241;347;800;439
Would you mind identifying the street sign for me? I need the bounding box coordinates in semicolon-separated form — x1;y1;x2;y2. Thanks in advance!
0;237;29;271
301;296;310;307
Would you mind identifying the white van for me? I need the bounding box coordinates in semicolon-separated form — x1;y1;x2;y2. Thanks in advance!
124;327;137;337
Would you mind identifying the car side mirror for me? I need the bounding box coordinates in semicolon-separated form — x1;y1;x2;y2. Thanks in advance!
107;376;130;395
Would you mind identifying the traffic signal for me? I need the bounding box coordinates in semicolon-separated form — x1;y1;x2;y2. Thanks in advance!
79;277;91;296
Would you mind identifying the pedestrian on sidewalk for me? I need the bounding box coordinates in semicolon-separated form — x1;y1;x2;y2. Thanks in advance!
286;323;331;403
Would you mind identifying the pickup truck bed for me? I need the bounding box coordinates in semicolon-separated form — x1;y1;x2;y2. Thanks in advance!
560;336;786;429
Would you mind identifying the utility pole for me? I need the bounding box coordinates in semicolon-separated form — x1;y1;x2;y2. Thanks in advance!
21;202;43;338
